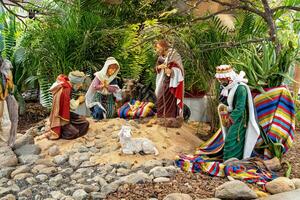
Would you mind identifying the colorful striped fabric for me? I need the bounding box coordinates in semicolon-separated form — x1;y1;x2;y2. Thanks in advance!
253;86;295;158
176;86;295;186
118;99;155;119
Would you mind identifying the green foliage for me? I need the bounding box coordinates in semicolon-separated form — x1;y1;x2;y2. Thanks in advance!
226;42;298;91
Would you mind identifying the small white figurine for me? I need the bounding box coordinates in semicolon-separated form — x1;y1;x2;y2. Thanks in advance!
118;125;159;155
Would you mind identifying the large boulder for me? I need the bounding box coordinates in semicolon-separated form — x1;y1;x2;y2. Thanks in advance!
215;180;257;199
266;177;295;194
14;144;41;156
260;189;300;200
0;145;18;167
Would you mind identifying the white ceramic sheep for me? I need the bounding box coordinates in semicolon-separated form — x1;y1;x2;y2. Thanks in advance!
118;125;159;156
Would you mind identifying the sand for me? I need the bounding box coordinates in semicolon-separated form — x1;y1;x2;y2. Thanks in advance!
35;118;203;167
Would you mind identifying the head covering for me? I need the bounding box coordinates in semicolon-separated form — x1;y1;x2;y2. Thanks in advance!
68;71;86;84
216;64;248;97
215;65;236;80
94;57;120;84
50;74;71;92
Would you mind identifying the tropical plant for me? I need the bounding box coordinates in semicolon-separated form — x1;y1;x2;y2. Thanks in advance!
226;42;298;92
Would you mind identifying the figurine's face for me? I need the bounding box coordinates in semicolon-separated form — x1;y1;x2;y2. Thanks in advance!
119;125;132;139
218;78;231;86
73;82;83;91
155;44;165;55
107;64;118;77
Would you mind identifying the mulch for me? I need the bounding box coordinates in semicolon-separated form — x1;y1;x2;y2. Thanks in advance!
18;103;50;134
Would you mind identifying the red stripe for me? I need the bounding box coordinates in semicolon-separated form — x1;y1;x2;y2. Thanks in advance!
255;96;279;107
273;115;293;129
277;105;293;115
272;121;290;133
258;109;275;119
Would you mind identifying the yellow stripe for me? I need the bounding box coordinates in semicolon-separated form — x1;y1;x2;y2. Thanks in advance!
254;89;282;104
271;126;288;139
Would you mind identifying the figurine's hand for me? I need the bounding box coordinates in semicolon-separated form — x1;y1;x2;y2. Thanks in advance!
164;68;172;76
157;64;167;69
78;95;85;104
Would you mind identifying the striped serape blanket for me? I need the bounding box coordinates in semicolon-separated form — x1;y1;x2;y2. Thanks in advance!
176;86;295;186
118;99;155;119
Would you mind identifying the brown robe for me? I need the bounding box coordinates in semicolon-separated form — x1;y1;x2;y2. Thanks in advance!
157;76;178;118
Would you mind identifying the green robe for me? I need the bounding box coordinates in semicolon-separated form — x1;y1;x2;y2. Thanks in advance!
224;85;248;160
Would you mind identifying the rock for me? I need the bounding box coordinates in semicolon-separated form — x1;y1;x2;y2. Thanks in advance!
9;184;20;193
26;177;37;185
215;180;257;199
266;177;295;194
141;160;162;173
89;147;99;153
0;187;11;196
0;145;18;167
105;174;116;183
292;178;300;189
61;168;74;175
95;141;105;149
0;167;15;178
53;155;69;165
36;174;48;182
121;171;152;184
162;159;175;167
112;161;132;169
50;191;66;199
13;173;33;180
34;159;54;166
18;155;39;164
72;189;88;200
163;193;192;200
154;177;170;183
80;161;96;168
164;166;178;176
1;194;16;200
93;176;108;187
98;164;113;174
149;166;170;178
69;153;91;168
11;165;30;178
71;173;83;181
31;164;47;174
0;178;9;186
260;189;300;200
14;134;34;149
18;188;32;197
76;184;100;193
76;168;94;176
49;174;63;187
62;196;74;200
91;192;106;199
117;168;130;176
101;181;121;196
37;166;57;175
48;145;60;156
64;187;77;194
14;144;41;156
78;146;89;153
